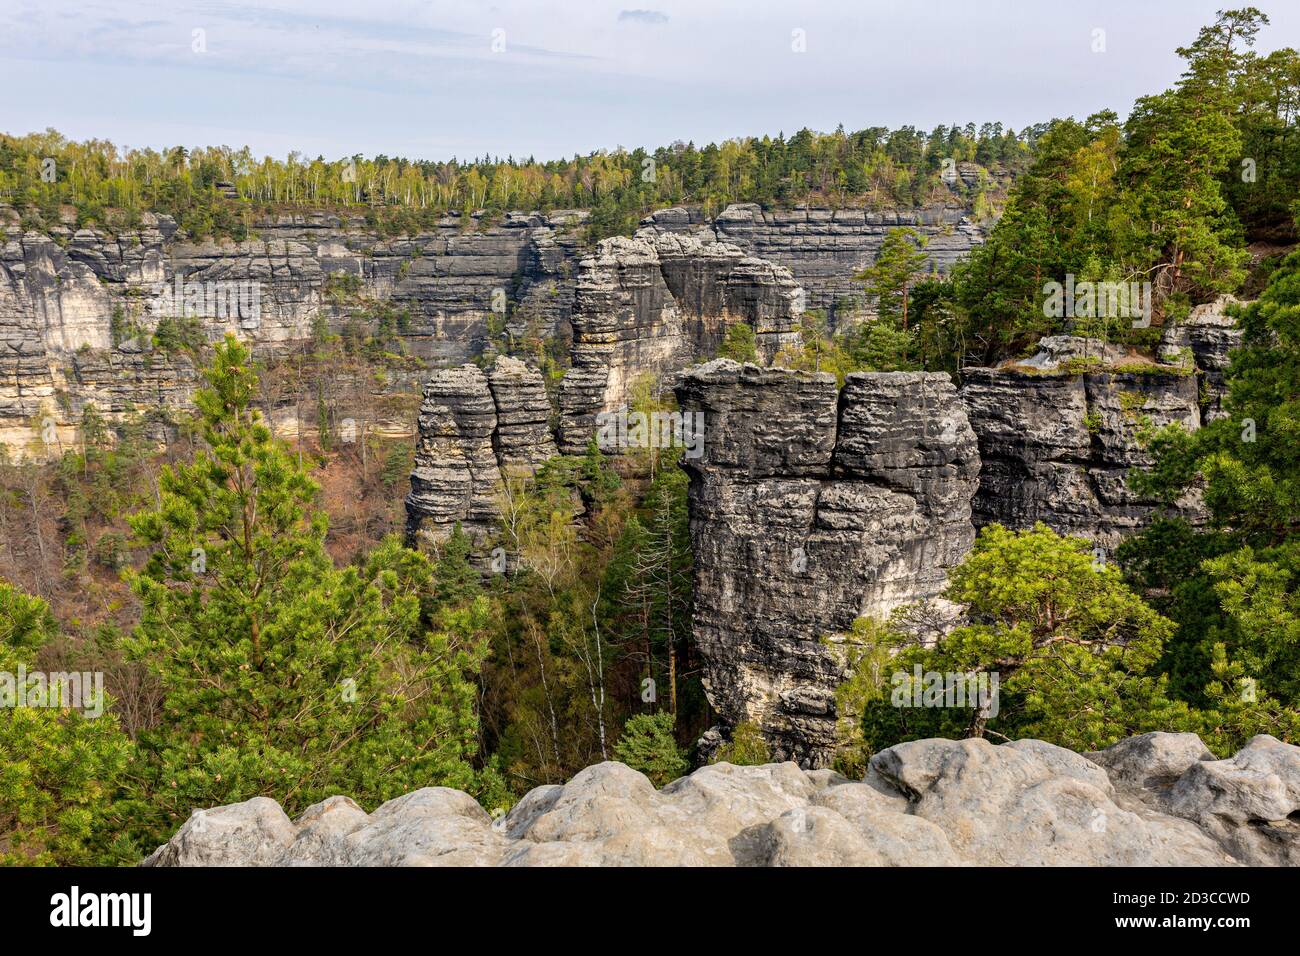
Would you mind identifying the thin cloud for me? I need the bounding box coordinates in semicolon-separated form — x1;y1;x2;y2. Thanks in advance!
618;9;668;25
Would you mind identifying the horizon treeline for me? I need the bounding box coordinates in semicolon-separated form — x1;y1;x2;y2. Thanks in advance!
0;121;1034;242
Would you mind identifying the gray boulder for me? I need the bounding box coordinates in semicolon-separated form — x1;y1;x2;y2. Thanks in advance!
145;733;1298;867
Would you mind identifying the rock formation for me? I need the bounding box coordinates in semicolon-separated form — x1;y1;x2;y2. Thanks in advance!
1158;294;1245;421
143;731;1298;867
556;232;804;453
644;202;986;322
674;360;980;767
2;201;985;459
961;339;1206;550
405;356;556;550
0;206;583;457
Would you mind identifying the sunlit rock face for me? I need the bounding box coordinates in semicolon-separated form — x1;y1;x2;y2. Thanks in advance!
556;232;805;454
0;207;583;458
147;731;1296;867
643;202;986;324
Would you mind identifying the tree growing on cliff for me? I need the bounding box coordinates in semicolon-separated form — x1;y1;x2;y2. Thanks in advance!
1122;248;1300;750
118;336;490;851
717;322;759;364
859;523;1195;753
855;227;929;331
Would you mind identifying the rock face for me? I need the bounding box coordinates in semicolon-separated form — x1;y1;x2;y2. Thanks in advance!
1158;294;1245;421
3;201;985;459
674;360;980;766
644;203;986;322
0;207;583;457
405;356;557;550
143;732;1299;867
556;232;804;453
960;344;1205;550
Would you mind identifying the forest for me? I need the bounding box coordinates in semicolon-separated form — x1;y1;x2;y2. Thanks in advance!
0;8;1298;865
1;120;1030;243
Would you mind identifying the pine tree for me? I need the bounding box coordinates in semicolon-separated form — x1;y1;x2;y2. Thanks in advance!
119;336;490;850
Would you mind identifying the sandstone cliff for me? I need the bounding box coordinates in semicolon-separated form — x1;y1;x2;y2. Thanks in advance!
405;356;556;551
142;731;1300;867
3;201;984;458
959;334;1226;551
556;232;805;453
674;360;980;766
643;202;985;322
0;206;582;456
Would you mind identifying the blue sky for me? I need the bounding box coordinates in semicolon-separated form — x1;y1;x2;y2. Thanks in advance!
3;0;1298;162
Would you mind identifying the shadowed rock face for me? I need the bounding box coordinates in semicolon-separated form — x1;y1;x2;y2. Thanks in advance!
674;360;980;767
960;360;1204;551
144;732;1297;867
1158;294;1246;421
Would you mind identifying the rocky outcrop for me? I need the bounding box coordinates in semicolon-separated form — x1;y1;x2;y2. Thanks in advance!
961;340;1205;550
556;233;804;453
405;356;556;550
485;356;558;475
674;360;980;766
644;203;986;322
0;207;583;456
143;732;1299;867
1158;294;1245;421
3;200;986;458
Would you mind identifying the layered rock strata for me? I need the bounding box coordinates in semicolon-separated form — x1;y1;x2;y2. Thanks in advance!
144;731;1298;867
961;341;1206;550
404;356;556;550
673;360;980;767
2;200;986;458
644;202;986;321
1158;294;1245;421
556;233;805;453
0;207;583;456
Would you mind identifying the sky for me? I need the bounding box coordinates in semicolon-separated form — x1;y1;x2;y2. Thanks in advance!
3;0;1299;162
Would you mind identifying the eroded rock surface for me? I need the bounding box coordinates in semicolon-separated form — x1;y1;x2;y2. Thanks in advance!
674;360;980;766
1158;294;1245;421
961;344;1205;550
644;202;987;321
0;207;583;456
405;355;556;549
145;732;1297;866
557;232;805;453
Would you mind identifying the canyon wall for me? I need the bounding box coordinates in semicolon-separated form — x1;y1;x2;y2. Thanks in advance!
673;360;980;766
2;201;982;458
556;232;805;453
0;206;582;457
643;202;985;322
